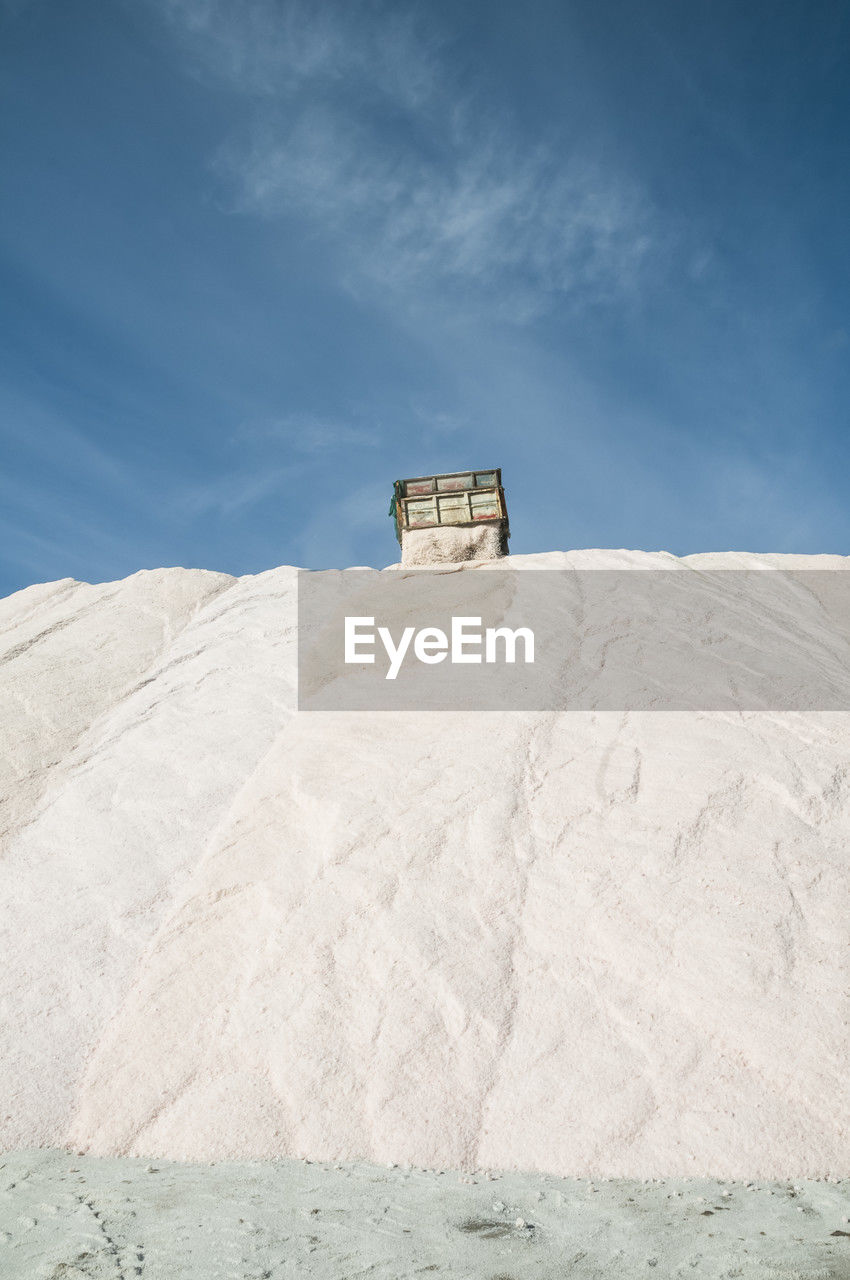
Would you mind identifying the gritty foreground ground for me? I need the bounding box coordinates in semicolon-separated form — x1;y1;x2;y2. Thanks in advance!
0;1151;848;1280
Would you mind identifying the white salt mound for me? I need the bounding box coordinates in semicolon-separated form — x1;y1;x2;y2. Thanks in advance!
0;550;848;1178
401;523;504;564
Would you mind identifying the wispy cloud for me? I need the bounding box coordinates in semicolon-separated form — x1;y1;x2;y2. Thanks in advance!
152;0;655;322
175;414;379;517
154;0;443;107
237;412;379;453
0;479;160;586
176;464;294;518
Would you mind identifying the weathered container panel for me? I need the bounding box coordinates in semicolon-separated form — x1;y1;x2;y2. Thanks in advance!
470;490;501;519
392;468;509;552
406;497;439;525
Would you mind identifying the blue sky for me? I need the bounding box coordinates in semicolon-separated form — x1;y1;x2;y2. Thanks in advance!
2;0;849;593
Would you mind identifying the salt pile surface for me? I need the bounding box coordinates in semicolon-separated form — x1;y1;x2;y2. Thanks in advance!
401;524;504;564
1;551;848;1177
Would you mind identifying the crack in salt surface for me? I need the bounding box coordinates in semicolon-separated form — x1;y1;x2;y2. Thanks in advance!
471;712;560;1170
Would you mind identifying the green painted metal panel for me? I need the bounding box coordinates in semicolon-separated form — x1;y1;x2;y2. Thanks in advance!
437;492;469;517
406;496;438;525
470;491;500;518
392;469;508;542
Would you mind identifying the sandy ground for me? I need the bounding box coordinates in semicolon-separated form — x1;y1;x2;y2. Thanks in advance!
1;1151;848;1280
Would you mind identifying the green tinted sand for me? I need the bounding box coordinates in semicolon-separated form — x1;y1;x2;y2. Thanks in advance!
1;1150;848;1279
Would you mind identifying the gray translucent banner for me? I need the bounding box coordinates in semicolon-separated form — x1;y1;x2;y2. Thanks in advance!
297;568;850;711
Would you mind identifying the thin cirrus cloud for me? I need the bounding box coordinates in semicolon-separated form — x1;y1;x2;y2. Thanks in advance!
217;112;654;321
153;0;444;105
152;0;656;322
237;414;380;453
177;464;295;519
176;415;380;518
